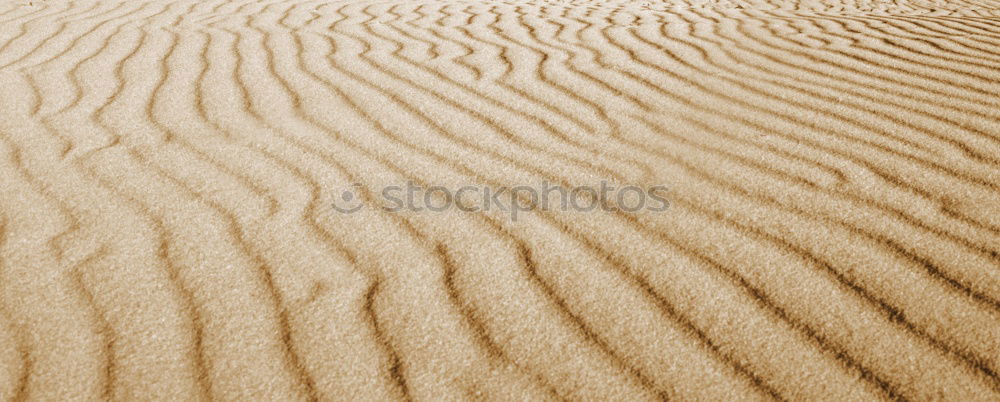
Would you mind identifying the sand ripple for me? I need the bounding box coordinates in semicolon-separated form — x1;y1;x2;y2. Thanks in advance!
1;0;999;399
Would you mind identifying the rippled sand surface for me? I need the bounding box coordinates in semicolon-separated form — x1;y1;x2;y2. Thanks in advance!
1;0;999;399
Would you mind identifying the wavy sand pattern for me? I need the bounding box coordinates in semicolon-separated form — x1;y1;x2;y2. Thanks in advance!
1;0;999;399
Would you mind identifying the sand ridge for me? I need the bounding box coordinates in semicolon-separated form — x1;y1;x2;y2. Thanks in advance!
0;0;999;400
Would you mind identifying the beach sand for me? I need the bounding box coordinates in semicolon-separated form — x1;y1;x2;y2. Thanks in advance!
1;0;999;399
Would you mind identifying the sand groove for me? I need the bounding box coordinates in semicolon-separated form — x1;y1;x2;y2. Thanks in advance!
1;0;999;400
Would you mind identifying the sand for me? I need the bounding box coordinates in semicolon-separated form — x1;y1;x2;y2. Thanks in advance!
0;0;999;399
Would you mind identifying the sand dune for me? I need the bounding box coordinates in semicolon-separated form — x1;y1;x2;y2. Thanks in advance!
0;0;999;399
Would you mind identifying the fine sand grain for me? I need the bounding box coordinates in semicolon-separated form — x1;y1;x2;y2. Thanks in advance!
1;0;999;400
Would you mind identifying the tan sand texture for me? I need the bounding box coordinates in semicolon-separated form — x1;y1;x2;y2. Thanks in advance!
1;0;1000;399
